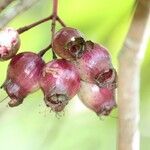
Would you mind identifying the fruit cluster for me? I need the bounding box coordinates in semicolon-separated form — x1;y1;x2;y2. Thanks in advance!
0;27;117;116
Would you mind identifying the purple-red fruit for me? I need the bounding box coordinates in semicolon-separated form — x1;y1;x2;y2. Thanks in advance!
78;81;116;116
40;59;80;112
3;52;45;107
74;42;117;88
0;27;20;61
52;27;85;60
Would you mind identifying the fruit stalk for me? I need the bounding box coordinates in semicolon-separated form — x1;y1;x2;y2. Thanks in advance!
51;0;58;59
17;15;53;34
16;15;66;34
57;16;66;27
38;44;52;57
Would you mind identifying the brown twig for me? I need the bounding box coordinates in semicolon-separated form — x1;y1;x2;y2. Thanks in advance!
51;0;58;39
38;44;52;57
57;16;66;27
51;0;58;59
16;13;66;34
118;1;150;150
17;15;53;34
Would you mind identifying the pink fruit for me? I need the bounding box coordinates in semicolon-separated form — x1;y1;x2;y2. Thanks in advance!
74;42;117;89
0;27;20;61
40;59;80;112
3;52;45;107
78;81;116;116
52;27;85;60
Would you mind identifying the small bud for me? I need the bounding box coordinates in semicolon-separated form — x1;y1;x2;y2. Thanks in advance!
0;27;20;61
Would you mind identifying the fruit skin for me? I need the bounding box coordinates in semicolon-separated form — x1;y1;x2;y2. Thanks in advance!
40;59;81;112
74;42;117;88
78;81;116;116
0;27;20;61
52;27;85;60
3;52;45;107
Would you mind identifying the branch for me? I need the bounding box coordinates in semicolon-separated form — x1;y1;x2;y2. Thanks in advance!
38;44;52;57
17;15;53;34
51;0;58;40
0;0;15;13
0;0;41;28
118;1;150;150
16;15;66;34
57;16;66;27
51;0;58;59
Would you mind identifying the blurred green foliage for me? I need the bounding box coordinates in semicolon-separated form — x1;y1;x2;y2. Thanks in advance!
0;0;149;150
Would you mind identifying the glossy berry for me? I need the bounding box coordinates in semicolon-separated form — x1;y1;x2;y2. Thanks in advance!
74;42;117;89
0;27;20;61
52;27;85;60
40;59;80;112
78;81;116;116
3;52;45;107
